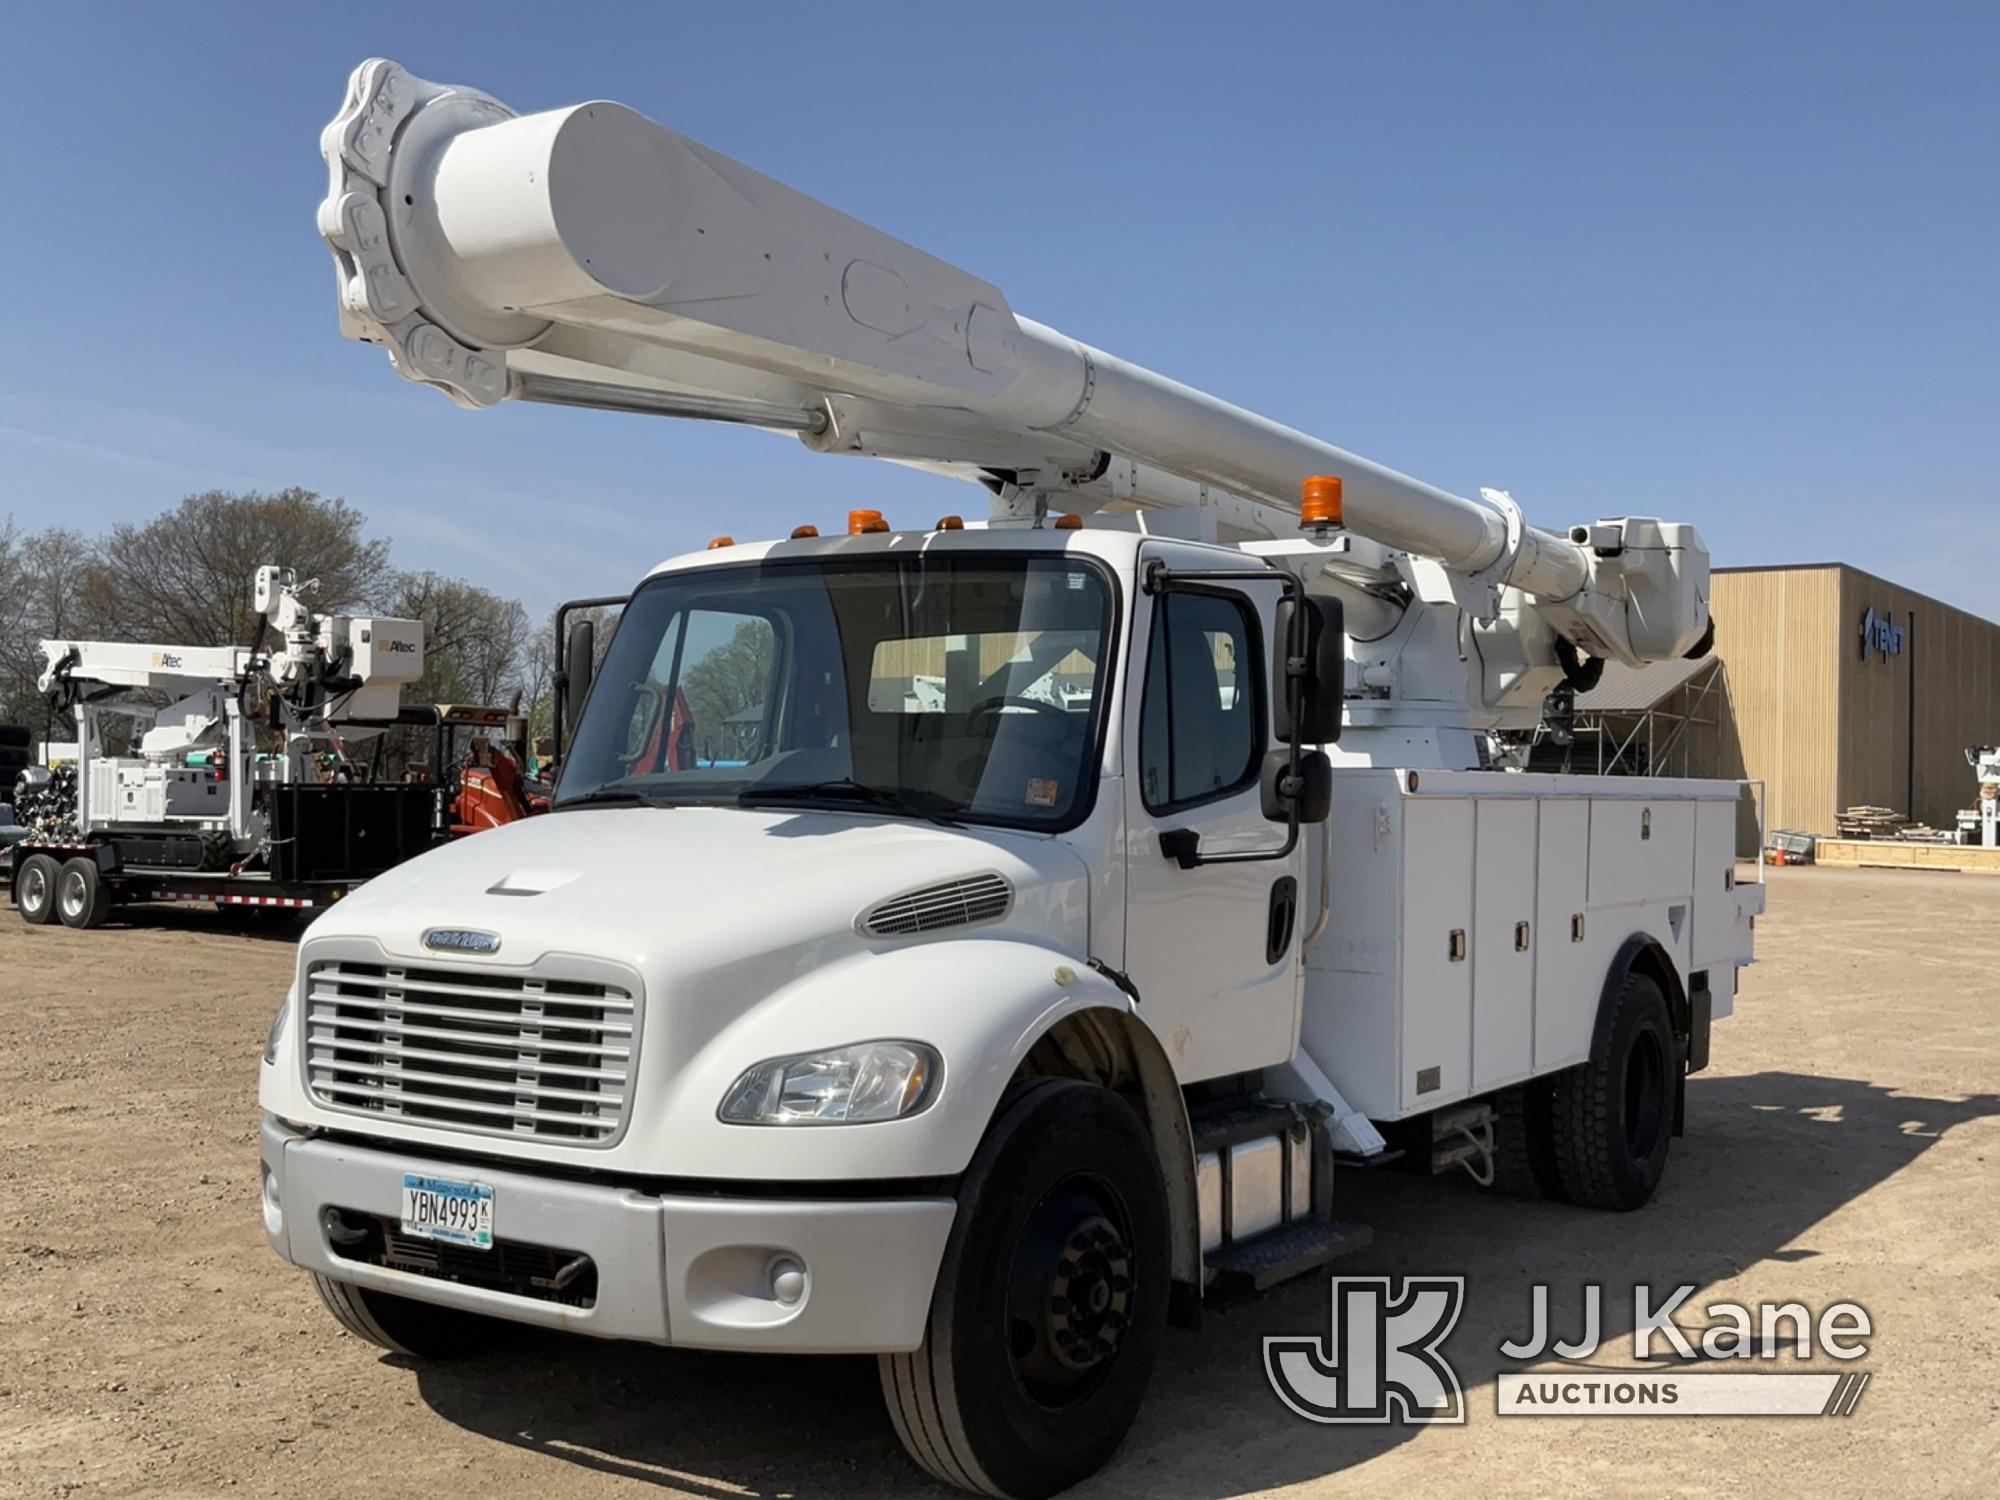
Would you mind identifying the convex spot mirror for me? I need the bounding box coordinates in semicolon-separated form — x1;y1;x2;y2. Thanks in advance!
1261;749;1332;825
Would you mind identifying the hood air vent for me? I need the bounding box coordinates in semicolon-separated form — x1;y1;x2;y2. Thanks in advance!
861;873;1013;938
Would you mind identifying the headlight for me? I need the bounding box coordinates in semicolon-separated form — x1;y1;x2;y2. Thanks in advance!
719;1041;940;1125
263;989;293;1065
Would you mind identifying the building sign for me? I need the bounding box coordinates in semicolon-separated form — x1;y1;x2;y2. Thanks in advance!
1859;606;1904;662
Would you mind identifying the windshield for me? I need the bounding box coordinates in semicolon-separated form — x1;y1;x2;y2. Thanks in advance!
557;553;1116;830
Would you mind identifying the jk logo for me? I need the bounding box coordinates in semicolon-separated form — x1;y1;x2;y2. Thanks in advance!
1264;1277;1467;1424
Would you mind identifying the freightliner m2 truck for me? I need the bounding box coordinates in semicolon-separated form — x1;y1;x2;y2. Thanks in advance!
260;60;1763;1497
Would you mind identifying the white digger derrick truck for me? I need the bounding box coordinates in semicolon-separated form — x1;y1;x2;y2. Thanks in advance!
260;60;1763;1496
10;567;430;927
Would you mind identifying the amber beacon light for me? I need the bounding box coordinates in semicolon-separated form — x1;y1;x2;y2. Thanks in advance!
848;508;890;535
1300;475;1343;528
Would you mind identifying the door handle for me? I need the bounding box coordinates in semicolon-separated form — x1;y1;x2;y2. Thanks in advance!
1266;875;1299;964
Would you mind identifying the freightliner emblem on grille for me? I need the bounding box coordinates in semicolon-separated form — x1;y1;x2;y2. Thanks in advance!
423;928;502;955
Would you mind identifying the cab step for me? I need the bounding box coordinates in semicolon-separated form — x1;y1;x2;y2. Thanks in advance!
1206;1218;1373;1299
1191;1099;1311;1156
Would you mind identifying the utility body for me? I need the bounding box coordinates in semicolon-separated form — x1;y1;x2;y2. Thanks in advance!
261;61;1764;1497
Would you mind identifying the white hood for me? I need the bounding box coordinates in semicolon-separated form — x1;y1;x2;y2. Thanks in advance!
302;803;1091;1017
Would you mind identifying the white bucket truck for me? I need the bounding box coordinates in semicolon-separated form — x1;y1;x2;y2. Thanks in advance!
260;61;1763;1497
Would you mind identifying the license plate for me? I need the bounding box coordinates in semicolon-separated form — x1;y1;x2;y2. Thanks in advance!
400;1173;494;1250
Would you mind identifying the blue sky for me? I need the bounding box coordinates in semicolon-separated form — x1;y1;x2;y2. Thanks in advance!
2;3;1993;622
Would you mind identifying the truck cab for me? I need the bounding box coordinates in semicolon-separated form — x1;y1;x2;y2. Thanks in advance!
261;521;1758;1497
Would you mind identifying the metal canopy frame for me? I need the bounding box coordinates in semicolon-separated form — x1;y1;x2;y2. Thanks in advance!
1551;658;1726;778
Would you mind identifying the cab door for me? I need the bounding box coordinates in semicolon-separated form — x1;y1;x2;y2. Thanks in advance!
1120;547;1305;1083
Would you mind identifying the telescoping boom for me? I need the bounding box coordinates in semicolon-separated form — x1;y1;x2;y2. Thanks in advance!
320;60;1706;669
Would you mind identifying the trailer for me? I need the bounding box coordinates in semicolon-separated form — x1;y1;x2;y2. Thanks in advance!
9;566;435;930
258;60;1764;1498
11;838;376;927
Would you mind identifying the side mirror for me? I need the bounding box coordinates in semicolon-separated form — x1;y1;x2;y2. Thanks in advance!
1273;595;1345;744
563;619;596;734
1260;749;1332;825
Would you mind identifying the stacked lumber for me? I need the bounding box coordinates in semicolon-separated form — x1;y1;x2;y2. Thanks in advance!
1893;823;1954;844
1835;805;1907;839
1833;805;1955;843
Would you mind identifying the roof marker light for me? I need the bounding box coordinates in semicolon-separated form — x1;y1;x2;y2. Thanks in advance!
707;535;735;549
935;515;964;531
1053;514;1083;531
790;524;820;539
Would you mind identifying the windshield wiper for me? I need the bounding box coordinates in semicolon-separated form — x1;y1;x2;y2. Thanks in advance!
551;787;669;812
738;778;964;828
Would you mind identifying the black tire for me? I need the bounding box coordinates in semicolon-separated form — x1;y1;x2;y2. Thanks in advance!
0;724;30;749
1549;971;1678;1210
880;1078;1170;1498
1489;1079;1566;1200
15;852;61;925
57;857;113;929
198;829;234;872
310;1273;498;1359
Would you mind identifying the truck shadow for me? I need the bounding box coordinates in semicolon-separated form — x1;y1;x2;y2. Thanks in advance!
408;1070;2000;1497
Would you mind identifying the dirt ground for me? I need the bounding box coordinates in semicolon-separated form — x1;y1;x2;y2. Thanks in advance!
3;867;1998;1499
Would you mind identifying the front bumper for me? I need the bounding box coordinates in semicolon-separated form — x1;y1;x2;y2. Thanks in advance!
259;1117;955;1353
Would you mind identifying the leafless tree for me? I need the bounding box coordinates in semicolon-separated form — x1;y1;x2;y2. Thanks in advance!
81;488;392;648
0;524;93;735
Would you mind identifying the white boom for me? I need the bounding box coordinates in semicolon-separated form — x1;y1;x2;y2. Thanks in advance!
320;59;1708;668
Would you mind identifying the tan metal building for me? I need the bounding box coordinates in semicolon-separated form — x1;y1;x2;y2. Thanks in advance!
1678;565;2000;841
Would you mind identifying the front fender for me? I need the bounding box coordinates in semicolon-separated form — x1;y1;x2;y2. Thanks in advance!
642;937;1138;1182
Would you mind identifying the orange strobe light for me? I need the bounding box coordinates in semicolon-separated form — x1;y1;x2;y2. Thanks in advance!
1300;475;1343;528
1053;514;1083;530
707;535;735;549
848;508;889;535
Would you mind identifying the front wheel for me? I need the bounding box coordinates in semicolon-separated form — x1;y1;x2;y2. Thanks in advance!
310;1273;499;1359
880;1078;1170;1498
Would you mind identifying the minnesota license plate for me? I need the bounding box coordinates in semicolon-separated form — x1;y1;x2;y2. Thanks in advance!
400;1173;494;1250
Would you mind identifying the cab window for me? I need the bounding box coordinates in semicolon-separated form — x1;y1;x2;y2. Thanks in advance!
1139;590;1262;811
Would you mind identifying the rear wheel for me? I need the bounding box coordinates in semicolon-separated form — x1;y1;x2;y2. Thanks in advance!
1549;971;1678;1210
57;857;112;929
310;1274;499;1359
15;852;60;925
880;1078;1170;1498
1490;1078;1565;1200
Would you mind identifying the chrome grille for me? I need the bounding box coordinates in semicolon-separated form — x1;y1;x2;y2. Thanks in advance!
304;960;636;1144
860;873;1013;937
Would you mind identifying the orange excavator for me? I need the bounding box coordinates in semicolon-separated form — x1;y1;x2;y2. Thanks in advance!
453;734;546;833
441;685;697;833
394;703;552;836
